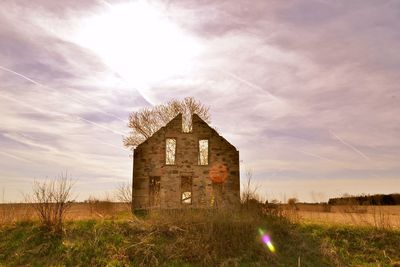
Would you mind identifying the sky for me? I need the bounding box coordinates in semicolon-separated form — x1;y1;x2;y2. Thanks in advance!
0;0;399;203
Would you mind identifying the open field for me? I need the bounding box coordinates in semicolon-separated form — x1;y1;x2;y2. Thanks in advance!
2;202;400;229
1;203;400;265
1;208;400;266
0;203;129;224
283;204;400;229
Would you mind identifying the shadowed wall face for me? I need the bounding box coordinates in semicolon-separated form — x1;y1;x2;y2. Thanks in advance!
133;114;240;210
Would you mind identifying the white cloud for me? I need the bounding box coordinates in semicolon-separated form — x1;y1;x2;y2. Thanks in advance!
0;0;399;202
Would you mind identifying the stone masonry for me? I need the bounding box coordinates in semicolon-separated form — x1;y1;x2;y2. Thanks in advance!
132;113;240;210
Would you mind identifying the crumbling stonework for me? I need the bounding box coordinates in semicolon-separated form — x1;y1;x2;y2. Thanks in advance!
132;113;240;210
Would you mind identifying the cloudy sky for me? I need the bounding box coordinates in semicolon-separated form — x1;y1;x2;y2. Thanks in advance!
1;0;399;202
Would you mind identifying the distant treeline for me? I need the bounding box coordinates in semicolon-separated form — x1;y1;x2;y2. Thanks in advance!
328;194;400;205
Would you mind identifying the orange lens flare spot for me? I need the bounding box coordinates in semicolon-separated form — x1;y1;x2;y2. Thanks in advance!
209;163;228;184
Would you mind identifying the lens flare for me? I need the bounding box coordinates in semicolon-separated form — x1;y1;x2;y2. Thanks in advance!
209;163;228;184
258;228;276;253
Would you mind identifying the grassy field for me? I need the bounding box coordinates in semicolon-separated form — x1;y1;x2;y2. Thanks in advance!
283;204;400;230
1;204;400;266
3;203;399;229
0;202;129;224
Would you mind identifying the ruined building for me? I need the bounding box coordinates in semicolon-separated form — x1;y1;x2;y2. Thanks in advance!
132;113;240;210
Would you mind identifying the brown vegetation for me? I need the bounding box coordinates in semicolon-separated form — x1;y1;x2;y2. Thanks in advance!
283;203;400;229
3;202;399;230
24;175;75;233
85;195;127;219
0;202;130;224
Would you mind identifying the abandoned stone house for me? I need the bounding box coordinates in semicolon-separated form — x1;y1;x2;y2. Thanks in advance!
132;113;240;210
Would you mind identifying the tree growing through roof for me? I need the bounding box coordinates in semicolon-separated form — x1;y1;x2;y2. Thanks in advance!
123;97;210;149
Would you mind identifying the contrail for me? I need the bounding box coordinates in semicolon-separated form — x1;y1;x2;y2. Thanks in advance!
222;69;375;166
329;130;370;160
0;130;126;168
0;151;35;163
78;116;127;136
0;65;127;123
221;70;281;102
3;132;58;152
224;72;336;162
0;93;128;136
0;65;43;86
96;140;125;150
295;149;335;162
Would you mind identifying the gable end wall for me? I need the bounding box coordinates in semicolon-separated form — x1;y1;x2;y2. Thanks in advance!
133;113;240;210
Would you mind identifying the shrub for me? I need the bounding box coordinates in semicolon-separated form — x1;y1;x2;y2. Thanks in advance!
115;182;132;209
26;174;75;233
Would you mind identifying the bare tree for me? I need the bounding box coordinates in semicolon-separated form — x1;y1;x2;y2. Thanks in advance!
241;168;261;204
124;97;210;149
115;182;132;207
26;174;75;233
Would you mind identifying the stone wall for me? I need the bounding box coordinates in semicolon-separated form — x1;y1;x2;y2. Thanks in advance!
133;113;240;210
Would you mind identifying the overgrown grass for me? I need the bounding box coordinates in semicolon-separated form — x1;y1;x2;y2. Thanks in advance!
299;224;400;266
0;209;399;266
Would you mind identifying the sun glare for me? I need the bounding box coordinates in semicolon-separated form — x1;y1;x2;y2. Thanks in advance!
74;1;203;102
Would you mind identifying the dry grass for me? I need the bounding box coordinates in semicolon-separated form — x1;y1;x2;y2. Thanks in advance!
283;204;400;229
0;203;130;224
1;203;400;266
2;201;400;230
80;201;130;220
0;203;35;224
0;208;326;266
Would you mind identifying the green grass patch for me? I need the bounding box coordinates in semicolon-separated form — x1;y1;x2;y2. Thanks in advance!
0;211;399;266
300;223;400;266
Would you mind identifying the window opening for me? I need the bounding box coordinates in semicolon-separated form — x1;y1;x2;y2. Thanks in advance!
149;176;161;206
182;113;192;133
165;138;176;165
181;176;192;204
198;139;209;165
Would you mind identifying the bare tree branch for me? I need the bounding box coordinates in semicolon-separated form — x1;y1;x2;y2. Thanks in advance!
124;97;210;149
115;182;132;208
25;173;75;233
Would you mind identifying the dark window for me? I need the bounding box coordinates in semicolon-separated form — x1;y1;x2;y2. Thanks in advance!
149;176;161;206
